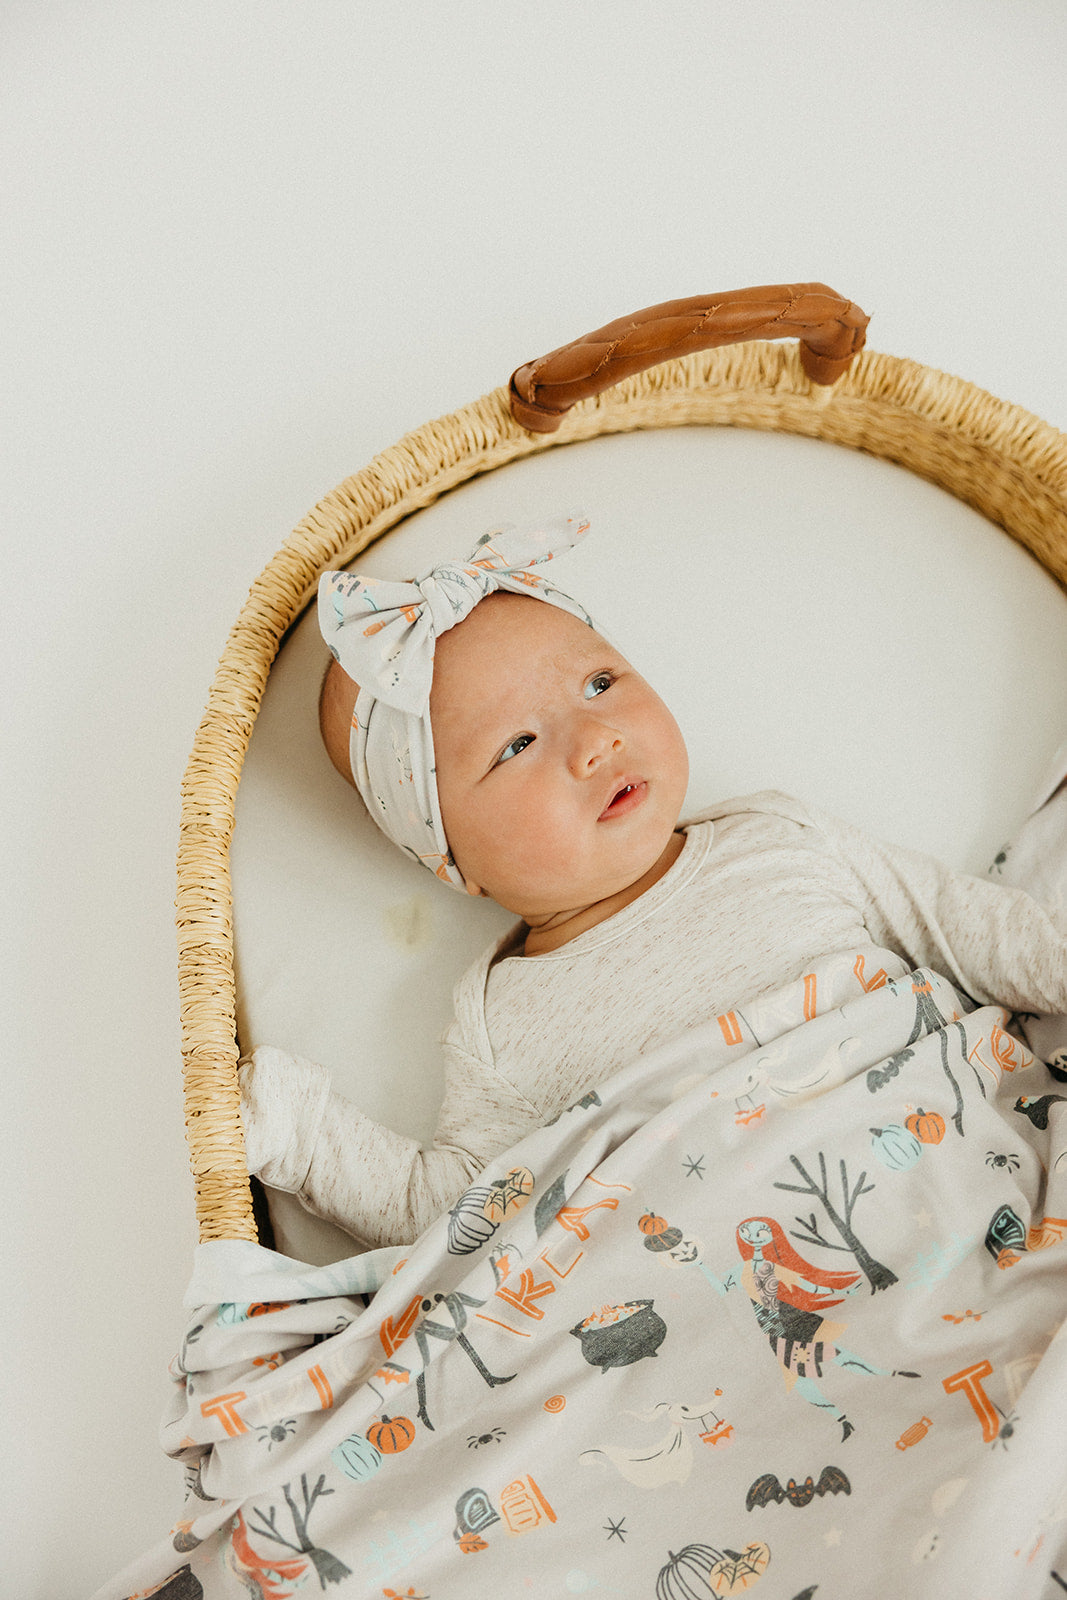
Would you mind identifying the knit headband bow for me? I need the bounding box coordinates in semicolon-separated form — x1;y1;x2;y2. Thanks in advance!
318;511;593;891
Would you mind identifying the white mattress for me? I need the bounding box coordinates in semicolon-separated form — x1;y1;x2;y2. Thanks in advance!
230;425;1067;1263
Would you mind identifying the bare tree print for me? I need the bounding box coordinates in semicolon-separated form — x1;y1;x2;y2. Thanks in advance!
774;1152;898;1292
249;1473;352;1587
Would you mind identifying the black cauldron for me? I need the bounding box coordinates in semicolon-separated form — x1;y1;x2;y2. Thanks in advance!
570;1298;667;1372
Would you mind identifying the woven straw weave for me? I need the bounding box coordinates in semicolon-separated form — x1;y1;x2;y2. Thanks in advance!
177;341;1067;1243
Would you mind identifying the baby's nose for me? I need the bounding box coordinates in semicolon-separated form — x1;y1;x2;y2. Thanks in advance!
572;721;623;775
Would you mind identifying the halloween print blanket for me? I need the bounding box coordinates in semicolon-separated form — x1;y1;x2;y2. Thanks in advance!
96;952;1067;1600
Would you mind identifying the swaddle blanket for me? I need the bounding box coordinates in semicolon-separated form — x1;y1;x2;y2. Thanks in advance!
98;952;1067;1600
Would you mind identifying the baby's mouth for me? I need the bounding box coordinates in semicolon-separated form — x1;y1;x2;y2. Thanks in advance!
599;780;646;820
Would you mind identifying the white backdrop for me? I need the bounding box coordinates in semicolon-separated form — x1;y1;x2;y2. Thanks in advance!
3;4;1065;1594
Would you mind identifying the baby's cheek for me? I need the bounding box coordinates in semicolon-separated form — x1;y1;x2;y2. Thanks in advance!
509;809;587;890
521;813;576;872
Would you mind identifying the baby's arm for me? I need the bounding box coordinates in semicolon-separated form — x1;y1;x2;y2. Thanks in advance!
239;1048;483;1248
809;801;1067;1014
239;1039;543;1249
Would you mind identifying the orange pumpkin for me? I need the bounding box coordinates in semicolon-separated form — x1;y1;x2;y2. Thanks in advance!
639;1212;669;1236
366;1413;416;1454
906;1107;946;1145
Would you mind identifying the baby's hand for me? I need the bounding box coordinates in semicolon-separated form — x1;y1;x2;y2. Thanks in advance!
238;1049;289;1176
238;1045;331;1187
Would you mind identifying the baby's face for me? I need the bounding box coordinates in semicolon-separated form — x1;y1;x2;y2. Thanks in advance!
429;593;689;921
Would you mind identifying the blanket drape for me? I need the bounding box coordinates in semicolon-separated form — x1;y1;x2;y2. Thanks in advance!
97;951;1067;1600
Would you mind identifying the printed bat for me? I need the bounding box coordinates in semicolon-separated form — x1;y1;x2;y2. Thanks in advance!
746;1464;851;1509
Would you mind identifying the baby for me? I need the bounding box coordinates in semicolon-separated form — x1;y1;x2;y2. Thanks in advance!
239;512;1067;1249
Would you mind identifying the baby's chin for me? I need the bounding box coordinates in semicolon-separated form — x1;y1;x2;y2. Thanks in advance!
496;831;686;930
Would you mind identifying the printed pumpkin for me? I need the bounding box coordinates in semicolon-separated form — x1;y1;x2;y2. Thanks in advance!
367;1414;416;1454
332;1431;383;1483
644;1225;684;1254
870;1124;922;1171
906;1107;946;1145
656;1544;722;1598
657;1540;772;1597
447;1186;500;1255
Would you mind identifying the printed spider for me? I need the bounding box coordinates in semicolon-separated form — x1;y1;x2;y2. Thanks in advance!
986;1151;1020;1171
467;1428;506;1448
255;1418;297;1449
991;1406;1019;1450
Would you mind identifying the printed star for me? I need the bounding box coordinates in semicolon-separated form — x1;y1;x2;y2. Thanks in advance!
913;1207;934;1228
605;1517;627;1542
823;1527;843;1547
683;1154;706;1179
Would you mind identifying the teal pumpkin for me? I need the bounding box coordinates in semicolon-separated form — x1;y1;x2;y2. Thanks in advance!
870;1124;922;1171
331;1431;383;1483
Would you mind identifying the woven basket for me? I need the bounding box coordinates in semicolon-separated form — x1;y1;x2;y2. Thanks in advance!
177;286;1067;1244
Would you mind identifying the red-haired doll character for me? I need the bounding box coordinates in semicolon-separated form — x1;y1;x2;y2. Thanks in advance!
700;1216;916;1440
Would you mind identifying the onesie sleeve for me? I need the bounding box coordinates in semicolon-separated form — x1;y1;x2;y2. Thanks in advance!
237;928;541;1249
238;1032;542;1249
803;800;1067;1013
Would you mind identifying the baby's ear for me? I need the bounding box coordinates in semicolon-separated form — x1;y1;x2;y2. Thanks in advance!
319;657;360;784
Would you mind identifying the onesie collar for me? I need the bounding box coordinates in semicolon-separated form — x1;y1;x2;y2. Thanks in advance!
510;819;714;961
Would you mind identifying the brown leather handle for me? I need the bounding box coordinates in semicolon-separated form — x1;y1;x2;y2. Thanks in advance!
508;282;870;433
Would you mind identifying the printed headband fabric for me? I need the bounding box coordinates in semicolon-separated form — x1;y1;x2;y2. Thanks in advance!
318;511;594;891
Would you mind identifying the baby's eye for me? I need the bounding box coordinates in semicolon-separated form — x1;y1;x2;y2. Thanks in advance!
584;671;615;699
496;733;535;766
